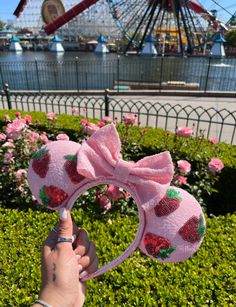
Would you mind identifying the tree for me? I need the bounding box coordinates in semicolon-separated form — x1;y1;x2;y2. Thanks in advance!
0;19;5;30
225;30;236;47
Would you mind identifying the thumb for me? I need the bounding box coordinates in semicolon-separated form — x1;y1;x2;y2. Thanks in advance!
57;208;73;239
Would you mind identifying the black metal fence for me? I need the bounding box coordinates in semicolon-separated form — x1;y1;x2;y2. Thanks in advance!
0;88;235;145
1;56;236;92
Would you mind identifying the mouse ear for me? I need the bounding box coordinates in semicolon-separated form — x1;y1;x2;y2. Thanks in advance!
139;186;206;263
27;140;85;210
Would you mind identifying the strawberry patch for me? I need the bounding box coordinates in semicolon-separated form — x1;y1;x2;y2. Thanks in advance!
32;147;50;178
179;214;206;243
155;188;182;217
64;154;85;184
144;233;176;259
39;185;68;208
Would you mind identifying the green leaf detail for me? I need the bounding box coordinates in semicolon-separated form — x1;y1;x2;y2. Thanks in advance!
197;215;206;238
158;245;176;259
64;154;76;161
32;147;48;160
166;188;182;201
39;186;49;205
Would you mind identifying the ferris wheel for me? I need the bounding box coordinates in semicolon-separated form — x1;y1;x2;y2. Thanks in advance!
14;0;229;54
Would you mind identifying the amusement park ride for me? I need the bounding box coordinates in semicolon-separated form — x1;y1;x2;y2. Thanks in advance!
13;0;234;55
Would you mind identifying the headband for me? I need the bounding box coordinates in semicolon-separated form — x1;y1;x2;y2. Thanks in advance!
28;124;206;281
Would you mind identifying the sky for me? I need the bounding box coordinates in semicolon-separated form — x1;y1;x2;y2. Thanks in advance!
0;0;236;24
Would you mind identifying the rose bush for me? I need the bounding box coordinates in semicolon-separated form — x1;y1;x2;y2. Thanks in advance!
0;111;225;215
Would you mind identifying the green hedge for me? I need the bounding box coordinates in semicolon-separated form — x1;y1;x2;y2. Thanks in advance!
0;207;235;306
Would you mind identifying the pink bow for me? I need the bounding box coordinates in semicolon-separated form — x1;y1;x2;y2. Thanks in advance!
76;124;174;208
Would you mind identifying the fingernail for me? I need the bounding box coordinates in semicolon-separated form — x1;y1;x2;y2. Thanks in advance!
80;270;88;279
78;264;83;272
59;208;67;221
76;254;81;260
72;235;76;243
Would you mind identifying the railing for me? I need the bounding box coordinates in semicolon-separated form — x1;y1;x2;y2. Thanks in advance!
0;57;236;92
0;88;235;145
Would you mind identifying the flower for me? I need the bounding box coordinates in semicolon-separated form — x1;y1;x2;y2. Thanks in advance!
208;137;218;144
174;175;187;186
208;158;224;174
106;184;122;201
24;114;32;125
177;160;191;174
2;140;15;148
71;107;78;115
0;133;6;141
97;121;106;128
4;115;11;122
3;151;14;164
27;131;40;143
40;133;49;144
102;116;113;123
81;120;99;135
15;169;27;179
5;119;26;140
47;112;57;120
15;111;21;118
176;127;193;137
96;193;112;211
56;133;70;141
123;113;138;125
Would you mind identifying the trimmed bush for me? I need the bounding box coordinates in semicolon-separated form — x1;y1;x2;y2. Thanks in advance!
0;207;235;306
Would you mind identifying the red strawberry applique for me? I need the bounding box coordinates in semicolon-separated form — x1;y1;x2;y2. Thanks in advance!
155;188;182;217
32;147;50;178
64;154;85;184
179;214;205;243
144;233;176;260
39;185;68;208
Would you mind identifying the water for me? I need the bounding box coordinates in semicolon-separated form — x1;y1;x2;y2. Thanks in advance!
0;51;236;91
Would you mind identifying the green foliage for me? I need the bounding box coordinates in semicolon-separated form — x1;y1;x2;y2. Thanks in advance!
0;207;235;306
0;19;5;30
225;30;236;47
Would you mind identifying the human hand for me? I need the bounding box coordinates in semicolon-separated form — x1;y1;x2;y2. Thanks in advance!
33;208;98;307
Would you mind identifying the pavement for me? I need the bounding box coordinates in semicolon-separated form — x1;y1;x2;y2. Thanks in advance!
0;91;235;144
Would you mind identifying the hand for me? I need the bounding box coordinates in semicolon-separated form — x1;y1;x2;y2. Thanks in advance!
33;208;98;307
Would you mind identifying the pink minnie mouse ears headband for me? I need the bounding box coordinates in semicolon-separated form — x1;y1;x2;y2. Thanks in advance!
28;124;206;281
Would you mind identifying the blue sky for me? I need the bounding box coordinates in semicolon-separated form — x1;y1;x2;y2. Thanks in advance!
0;0;236;23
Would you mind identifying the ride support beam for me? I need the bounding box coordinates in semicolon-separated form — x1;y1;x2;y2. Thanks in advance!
44;0;99;35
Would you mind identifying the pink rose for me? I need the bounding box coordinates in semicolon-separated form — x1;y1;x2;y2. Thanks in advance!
15;169;27;179
81;121;99;135
208;137;218;144
96;193;112;211
47;112;57;120
40;133;49;144
3;151;14;164
24;114;32;125
174;175;187;186
56;133;69;141
123;113;138;125
176;127;193;137
208;158;224;174
71;107;78;114
5;119;26;140
15;111;21;118
0;133;6;141
4;115;11;122
102;116;113;123
106;184;122;201
177;160;191;174
2;140;15;148
97;121;106;128
27;131;40;143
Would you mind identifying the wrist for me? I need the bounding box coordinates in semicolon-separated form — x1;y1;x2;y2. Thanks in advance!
36;286;74;307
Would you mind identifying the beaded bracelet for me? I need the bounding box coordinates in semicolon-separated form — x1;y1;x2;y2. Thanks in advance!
35;299;52;307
